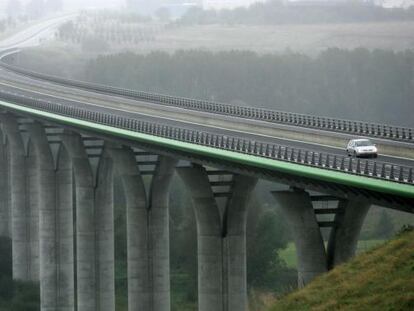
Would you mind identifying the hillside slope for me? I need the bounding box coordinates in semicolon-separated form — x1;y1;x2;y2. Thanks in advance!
268;228;414;311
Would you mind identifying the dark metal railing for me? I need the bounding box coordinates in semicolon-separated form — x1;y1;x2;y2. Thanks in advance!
0;90;412;185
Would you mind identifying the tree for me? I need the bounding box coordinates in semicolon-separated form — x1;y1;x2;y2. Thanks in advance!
6;0;23;17
247;209;296;290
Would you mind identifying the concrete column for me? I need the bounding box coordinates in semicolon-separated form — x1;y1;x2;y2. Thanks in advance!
55;145;75;311
0;115;38;281
27;135;40;282
0;127;11;237
177;166;256;311
178;166;223;311
108;146;150;311
327;200;371;268
272;189;327;288
61;132;97;311
95;153;115;311
225;175;257;311
149;156;177;311
26;123;75;311
108;146;177;311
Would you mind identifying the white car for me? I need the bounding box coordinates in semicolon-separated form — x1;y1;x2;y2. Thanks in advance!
346;139;378;158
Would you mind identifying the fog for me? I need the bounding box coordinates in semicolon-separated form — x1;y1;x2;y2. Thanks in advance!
63;0;125;10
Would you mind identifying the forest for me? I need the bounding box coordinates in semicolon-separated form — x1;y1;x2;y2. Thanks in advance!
18;47;414;127
79;49;414;127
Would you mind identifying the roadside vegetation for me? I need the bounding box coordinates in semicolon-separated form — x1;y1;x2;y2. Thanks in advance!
268;226;414;311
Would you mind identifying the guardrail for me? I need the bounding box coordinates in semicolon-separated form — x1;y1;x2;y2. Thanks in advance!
0;90;412;185
0;50;413;144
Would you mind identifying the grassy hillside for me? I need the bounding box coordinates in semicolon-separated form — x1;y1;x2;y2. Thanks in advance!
268;228;414;311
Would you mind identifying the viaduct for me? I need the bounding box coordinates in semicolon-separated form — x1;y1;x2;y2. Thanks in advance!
0;18;413;311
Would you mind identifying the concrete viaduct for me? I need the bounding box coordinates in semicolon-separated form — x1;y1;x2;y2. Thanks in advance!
0;20;413;311
2;110;411;311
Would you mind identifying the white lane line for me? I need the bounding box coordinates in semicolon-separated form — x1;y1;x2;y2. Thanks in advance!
1;81;414;164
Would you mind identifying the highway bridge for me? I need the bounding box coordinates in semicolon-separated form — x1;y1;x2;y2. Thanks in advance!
0;17;413;311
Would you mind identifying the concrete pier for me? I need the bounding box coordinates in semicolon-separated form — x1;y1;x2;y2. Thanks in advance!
0;115;39;281
61;132;97;311
0;127;11;238
109;145;150;310
95;152;115;311
149;156;177;311
327;200;370;268
28;123;75;311
177;165;257;311
108;145;177;311
272;189;328;288
273;189;371;287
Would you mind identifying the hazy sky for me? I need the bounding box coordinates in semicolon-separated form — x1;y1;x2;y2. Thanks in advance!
60;0;414;10
0;0;412;15
63;0;125;10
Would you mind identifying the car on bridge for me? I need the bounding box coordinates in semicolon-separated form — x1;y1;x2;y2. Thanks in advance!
346;139;378;158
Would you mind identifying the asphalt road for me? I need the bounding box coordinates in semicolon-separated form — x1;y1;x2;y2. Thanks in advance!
0;69;413;173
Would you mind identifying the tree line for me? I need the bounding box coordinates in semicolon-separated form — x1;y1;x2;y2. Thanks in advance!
82;48;414;127
177;1;414;25
57;12;160;53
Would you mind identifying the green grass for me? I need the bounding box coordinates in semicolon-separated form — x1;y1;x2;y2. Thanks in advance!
269;229;414;311
278;243;298;269
279;240;386;269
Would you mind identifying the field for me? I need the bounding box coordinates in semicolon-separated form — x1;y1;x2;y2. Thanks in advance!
51;15;414;56
133;21;414;55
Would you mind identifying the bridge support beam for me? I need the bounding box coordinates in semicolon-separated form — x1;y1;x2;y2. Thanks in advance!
62;132;98;311
327;200;371;268
28;123;75;311
95;152;115;311
0;115;39;281
273;189;371;288
108;145;177;311
0;127;10;238
272;189;328;288
177;165;257;311
148;156;177;311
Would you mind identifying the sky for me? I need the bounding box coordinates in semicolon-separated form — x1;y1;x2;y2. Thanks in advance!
62;0;414;10
0;0;412;15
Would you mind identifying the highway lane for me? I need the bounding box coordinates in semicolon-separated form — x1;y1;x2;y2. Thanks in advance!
1;68;413;167
1;75;413;175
